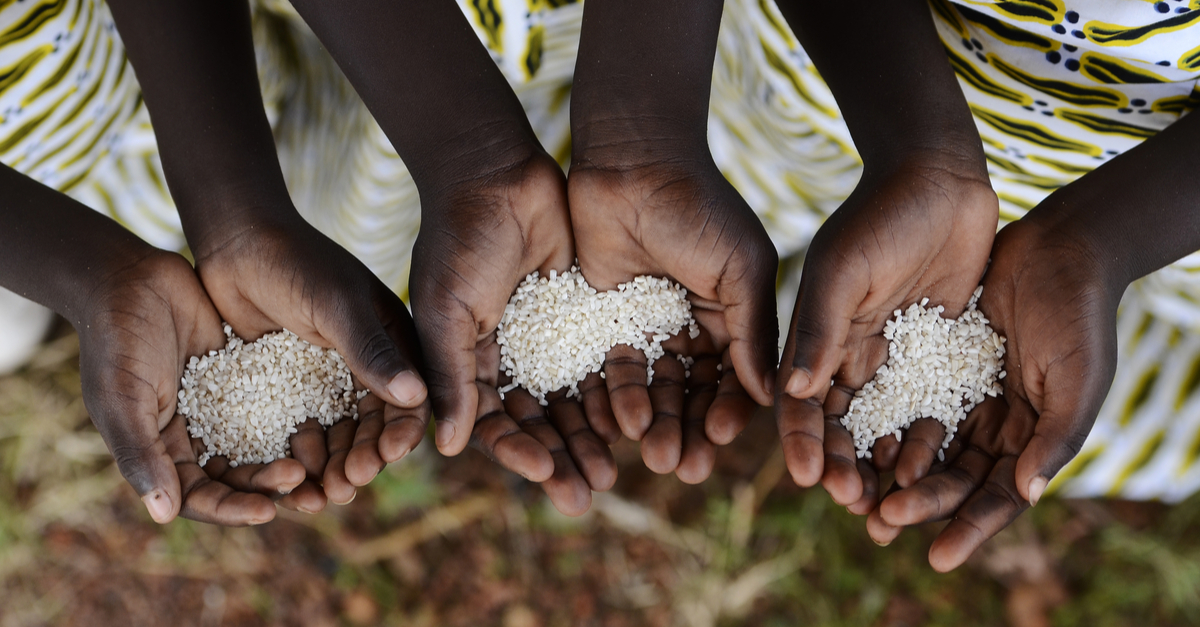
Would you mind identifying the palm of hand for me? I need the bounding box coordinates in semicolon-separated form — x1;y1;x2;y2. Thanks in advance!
80;251;298;525
778;162;999;506
410;154;620;516
866;218;1120;571
568;160;778;482
194;216;430;507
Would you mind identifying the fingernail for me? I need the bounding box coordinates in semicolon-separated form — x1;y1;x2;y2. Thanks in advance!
387;371;427;407
435;421;456;450
872;537;892;547
387;447;412;464
142;490;174;524
345;490;356;504
763;372;776;398
785;369;811;397
1028;476;1048;506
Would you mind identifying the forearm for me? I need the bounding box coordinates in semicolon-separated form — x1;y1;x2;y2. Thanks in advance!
570;0;724;166
776;0;985;174
0;165;155;326
287;0;544;194
1023;111;1200;287
106;0;295;256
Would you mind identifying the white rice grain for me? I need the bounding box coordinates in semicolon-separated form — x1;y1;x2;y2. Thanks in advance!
179;325;367;467
840;287;1006;458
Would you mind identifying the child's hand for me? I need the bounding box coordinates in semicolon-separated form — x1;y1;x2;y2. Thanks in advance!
409;152;619;515
863;217;1121;571
568;158;778;483
80;250;311;525
192;212;431;506
777;153;998;507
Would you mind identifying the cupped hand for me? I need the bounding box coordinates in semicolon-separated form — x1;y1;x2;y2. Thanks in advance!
777;153;999;508
568;156;778;483
410;152;618;515
80;250;307;525
192;211;431;507
863;216;1121;571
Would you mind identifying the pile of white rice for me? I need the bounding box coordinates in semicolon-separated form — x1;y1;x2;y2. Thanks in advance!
496;267;699;403
841;287;1006;459
179;325;366;467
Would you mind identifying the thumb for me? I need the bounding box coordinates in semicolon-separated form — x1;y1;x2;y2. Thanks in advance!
719;248;780;406
410;292;480;456
326;297;428;410
84;386;182;524
1013;349;1115;505
783;258;862;399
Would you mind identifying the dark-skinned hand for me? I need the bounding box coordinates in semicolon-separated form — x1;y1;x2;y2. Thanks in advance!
569;157;778;483
81;249;323;525
777;153;999;511
194;212;431;510
860;216;1120;571
410;152;618;516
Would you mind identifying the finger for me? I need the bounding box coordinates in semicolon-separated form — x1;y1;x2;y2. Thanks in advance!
871;431;902;473
578;371;621;445
327;289;427;410
323;416;360;504
289;419;329;482
866;483;905;546
705;354;757;446
642;352;686;474
1013;363;1113;506
604;344;654;440
783;264;861;399
83;379;183;524
276;479;329;514
866;507;903;547
718;243;780;406
162;415;276;526
344;396;386;487
473;382;554;483
211;457;307;497
343;392;428;486
929;456;1028;573
776;387;826;488
894;418;947;488
677;351;722;484
412;294;478;456
821;416;864;506
878;444;997;527
820;340;893;508
505;388;592;515
546;393;617;492
847;458;880;516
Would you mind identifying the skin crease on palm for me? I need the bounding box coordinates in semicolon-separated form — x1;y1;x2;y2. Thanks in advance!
81;250;302;526
192;215;432;513
568;159;778;484
777;158;1000;512
860;218;1120;572
409;152;622;517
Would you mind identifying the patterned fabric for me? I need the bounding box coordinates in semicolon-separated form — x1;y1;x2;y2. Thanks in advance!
2;0;1199;499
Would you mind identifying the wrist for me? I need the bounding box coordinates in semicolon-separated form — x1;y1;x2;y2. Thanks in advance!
570;112;712;173
859;126;990;184
404;123;548;201
181;196;302;265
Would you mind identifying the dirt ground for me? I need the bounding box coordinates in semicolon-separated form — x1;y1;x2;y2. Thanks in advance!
2;331;1198;627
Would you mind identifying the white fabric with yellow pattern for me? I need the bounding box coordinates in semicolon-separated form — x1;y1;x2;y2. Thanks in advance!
3;0;1200;501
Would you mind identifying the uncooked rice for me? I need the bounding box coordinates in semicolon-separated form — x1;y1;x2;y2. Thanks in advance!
841;287;1005;459
496;266;699;404
179;325;366;467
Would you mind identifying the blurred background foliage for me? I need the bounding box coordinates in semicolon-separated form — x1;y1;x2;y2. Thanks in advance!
2;329;1200;627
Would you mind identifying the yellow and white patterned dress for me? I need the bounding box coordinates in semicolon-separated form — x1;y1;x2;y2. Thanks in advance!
1;0;1198;500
